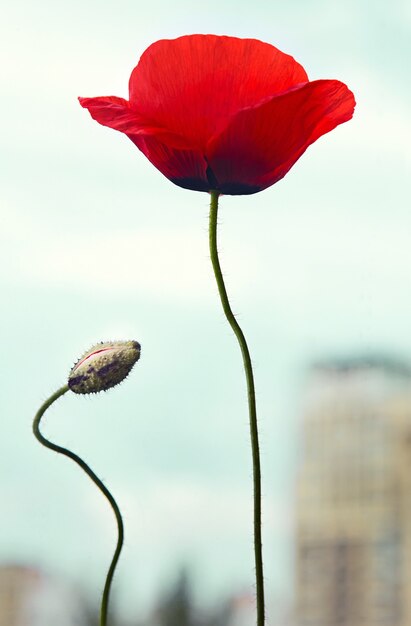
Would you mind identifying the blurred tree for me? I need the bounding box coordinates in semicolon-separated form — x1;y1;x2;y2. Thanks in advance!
153;568;194;626
151;567;232;626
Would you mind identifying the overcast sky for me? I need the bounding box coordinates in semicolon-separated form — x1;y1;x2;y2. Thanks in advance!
1;0;410;621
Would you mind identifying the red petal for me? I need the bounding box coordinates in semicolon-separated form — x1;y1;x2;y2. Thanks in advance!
79;96;209;189
78;96;185;146
206;79;356;193
78;96;145;133
127;133;209;191
128;35;308;152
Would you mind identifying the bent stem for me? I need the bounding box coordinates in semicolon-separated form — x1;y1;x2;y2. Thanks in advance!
32;385;124;626
208;191;265;626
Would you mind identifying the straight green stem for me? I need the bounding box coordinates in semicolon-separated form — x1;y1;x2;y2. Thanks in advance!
32;385;124;626
208;191;265;626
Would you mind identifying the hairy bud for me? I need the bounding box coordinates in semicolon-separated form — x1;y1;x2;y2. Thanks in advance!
68;340;141;394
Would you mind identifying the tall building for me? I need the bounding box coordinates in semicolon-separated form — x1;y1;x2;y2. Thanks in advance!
295;356;411;626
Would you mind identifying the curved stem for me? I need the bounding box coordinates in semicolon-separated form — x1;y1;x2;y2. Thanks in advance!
208;191;265;626
33;385;124;626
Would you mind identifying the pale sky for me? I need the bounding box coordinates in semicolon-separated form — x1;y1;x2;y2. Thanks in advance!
1;0;410;621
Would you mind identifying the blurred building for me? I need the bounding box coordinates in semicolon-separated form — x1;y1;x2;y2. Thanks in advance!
0;564;90;625
295;356;411;626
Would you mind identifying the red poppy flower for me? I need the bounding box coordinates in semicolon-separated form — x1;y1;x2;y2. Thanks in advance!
79;35;355;195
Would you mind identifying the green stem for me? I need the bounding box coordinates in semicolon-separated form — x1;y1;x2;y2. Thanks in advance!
208;191;265;626
32;385;124;626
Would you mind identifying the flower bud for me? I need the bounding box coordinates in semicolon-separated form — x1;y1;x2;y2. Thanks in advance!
68;340;141;394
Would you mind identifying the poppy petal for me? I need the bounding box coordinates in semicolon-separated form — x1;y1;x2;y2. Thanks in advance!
79;96;209;189
78;96;193;147
78;96;146;134
206;79;355;194
126;133;210;191
128;35;308;151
